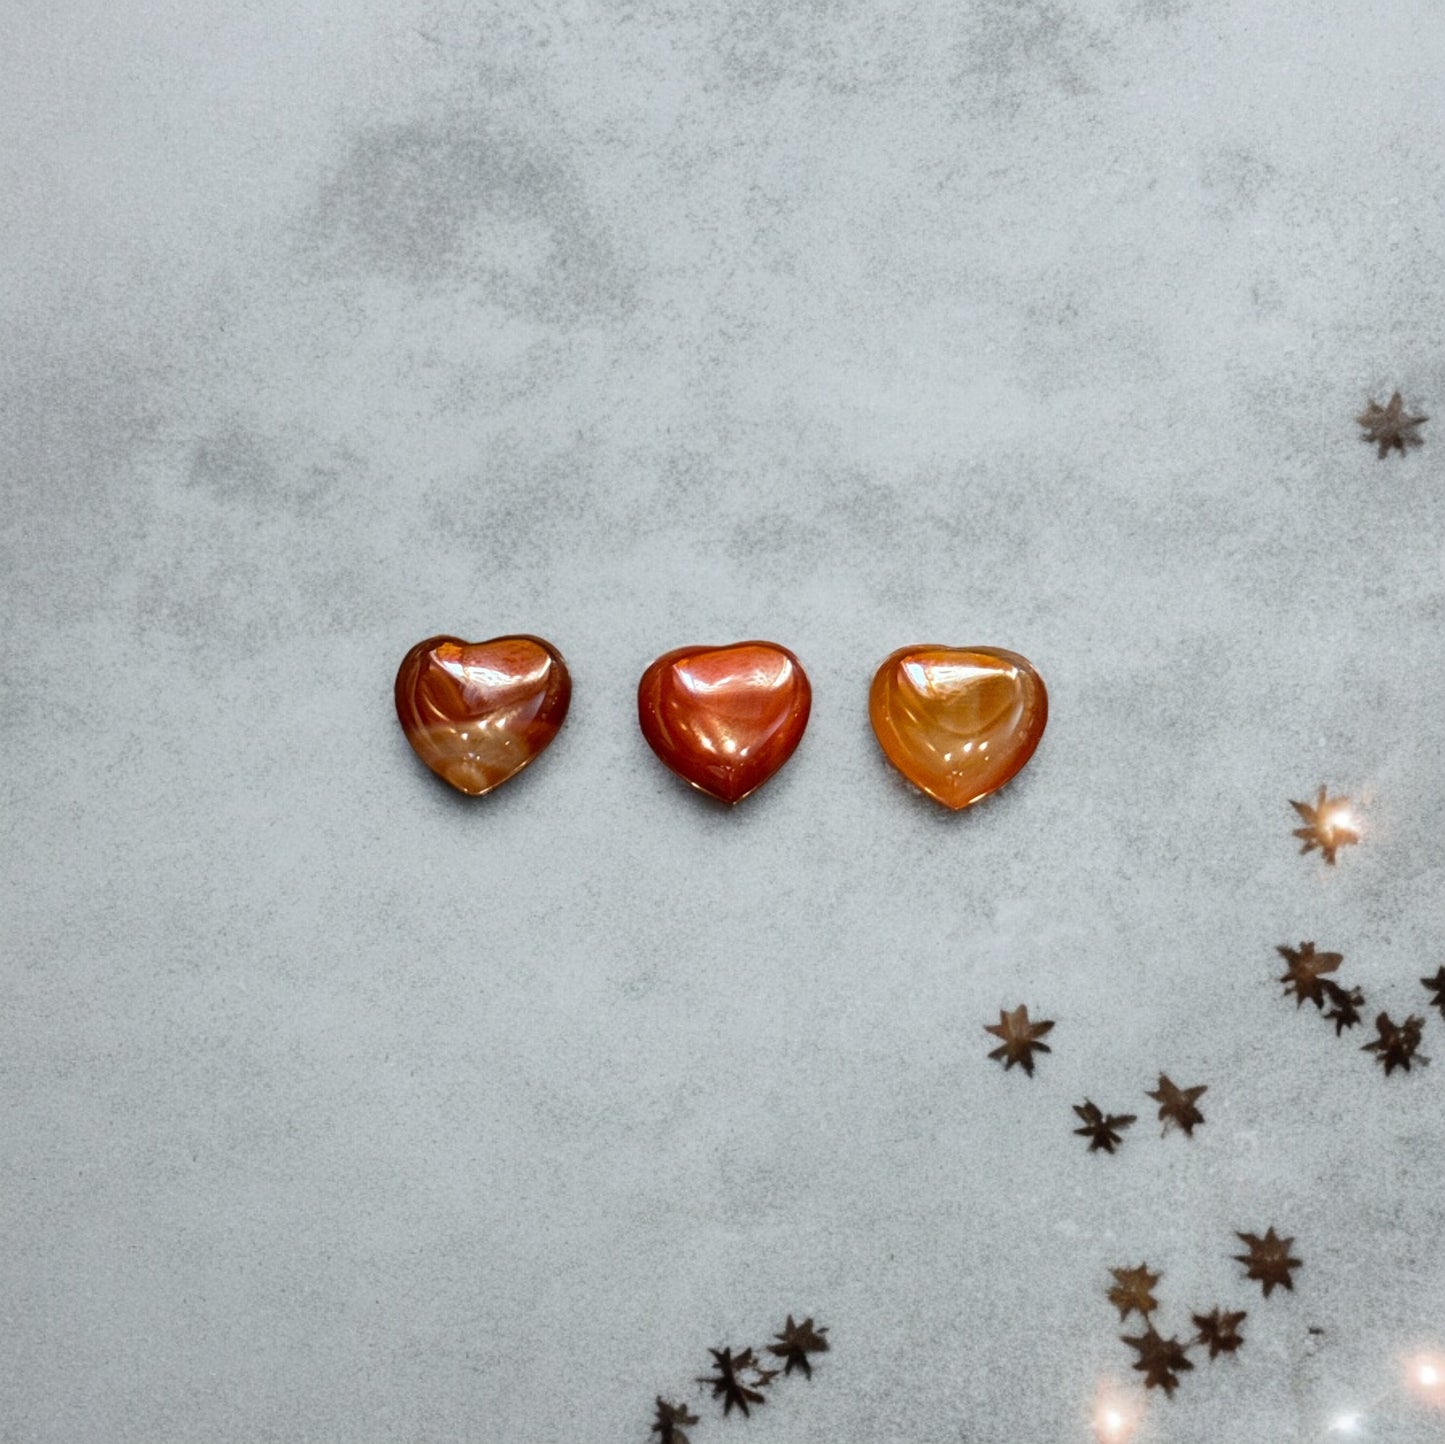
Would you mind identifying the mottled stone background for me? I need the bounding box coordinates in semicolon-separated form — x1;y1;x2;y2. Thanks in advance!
4;2;1445;1440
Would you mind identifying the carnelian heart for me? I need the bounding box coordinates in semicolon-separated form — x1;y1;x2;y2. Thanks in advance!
638;642;811;804
869;645;1047;810
395;634;571;796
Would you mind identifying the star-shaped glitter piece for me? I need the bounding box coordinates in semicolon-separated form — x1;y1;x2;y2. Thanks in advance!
697;1348;767;1418
1361;1011;1429;1076
1107;1264;1161;1322
984;1005;1054;1076
1072;1101;1137;1154
767;1316;830;1378
1290;787;1359;865
1357;391;1427;457
1192;1307;1247;1360
1147;1074;1207;1138
1120;1327;1194;1396
651;1398;700;1444
1234;1228;1302;1298
1276;941;1345;1008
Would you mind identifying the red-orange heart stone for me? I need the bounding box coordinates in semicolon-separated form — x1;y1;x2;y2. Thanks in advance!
638;641;812;804
869;645;1047;810
395;634;571;796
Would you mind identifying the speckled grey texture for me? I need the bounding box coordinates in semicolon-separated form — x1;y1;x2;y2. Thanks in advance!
4;3;1445;1441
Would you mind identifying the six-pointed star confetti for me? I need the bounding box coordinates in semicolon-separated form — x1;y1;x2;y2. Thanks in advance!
984;1005;1055;1075
768;1316;830;1378
650;1398;699;1444
1276;941;1345;1008
1148;1074;1208;1137
1321;979;1366;1034
1121;1328;1195;1396
1357;391;1428;457
1107;1265;1161;1322
1234;1228;1302;1297
1362;1011;1429;1075
697;1347;768;1418
1193;1308;1247;1360
1290;787;1360;865
1073;1101;1137;1154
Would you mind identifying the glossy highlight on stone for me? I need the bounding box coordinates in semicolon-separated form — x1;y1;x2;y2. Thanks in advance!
638;641;811;804
869;645;1047;810
394;634;571;796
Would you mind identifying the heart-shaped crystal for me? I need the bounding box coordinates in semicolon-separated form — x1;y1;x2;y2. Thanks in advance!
395;634;571;796
638;641;811;804
869;645;1046;810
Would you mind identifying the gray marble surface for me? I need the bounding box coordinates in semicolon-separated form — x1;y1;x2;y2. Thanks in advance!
5;2;1445;1440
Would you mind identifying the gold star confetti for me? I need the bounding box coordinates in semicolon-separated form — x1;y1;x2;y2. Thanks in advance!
1361;1012;1429;1076
1233;1227;1302;1298
1290;786;1359;866
1107;1264;1162;1322
984;1005;1055;1076
767;1316;830;1378
651;1398;700;1444
697;1347;768;1418
1073;1101;1137;1154
1357;391;1427;458
1120;1327;1194;1396
1147;1074;1207;1138
1193;1307;1247;1360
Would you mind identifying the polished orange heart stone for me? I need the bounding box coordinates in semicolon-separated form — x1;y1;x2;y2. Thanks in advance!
395;634;571;796
869;645;1047;810
638;642;812;804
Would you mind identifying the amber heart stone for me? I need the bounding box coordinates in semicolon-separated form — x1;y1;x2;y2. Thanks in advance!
395;634;571;796
869;645;1047;810
638;641;812;804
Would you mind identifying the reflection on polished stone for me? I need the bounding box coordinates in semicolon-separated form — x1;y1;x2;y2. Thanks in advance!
638;641;811;804
869;645;1047;810
395;634;571;796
